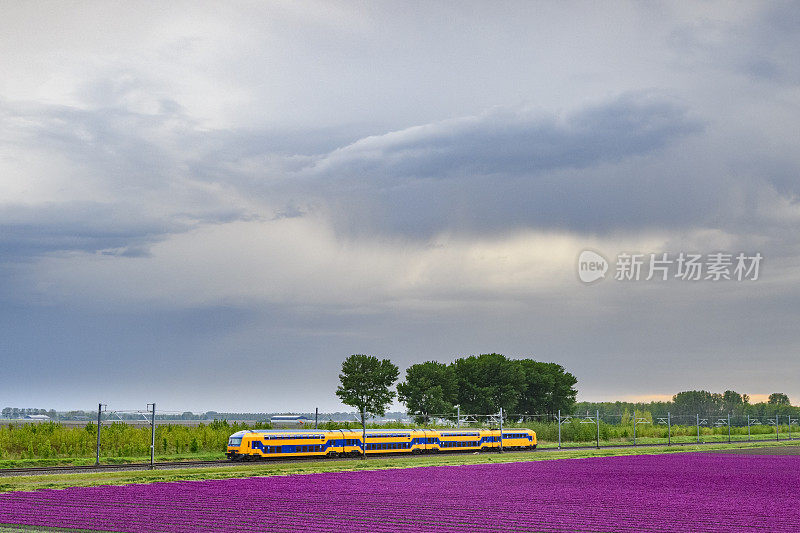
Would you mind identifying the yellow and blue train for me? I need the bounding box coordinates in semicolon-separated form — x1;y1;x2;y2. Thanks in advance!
226;428;536;460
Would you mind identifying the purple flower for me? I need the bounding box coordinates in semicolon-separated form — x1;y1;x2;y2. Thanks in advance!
0;453;798;532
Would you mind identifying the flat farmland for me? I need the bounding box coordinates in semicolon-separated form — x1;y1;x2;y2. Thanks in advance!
1;450;798;532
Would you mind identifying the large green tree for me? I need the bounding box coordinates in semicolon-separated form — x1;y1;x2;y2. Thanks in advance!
516;360;578;415
336;354;400;425
722;390;744;414
397;361;457;424
453;353;526;415
672;390;722;416
768;392;790;405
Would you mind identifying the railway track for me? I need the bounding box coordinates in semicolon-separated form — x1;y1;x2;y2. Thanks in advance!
1;437;790;477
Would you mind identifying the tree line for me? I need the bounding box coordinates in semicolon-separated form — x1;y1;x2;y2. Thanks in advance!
574;390;798;420
336;353;578;424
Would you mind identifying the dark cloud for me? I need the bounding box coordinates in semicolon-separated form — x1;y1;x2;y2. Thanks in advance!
294;94;705;237
313;94;700;182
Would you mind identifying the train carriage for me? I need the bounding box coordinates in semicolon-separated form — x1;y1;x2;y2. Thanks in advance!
227;427;536;460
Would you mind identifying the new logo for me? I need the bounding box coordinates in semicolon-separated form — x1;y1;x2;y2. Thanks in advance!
577;250;608;283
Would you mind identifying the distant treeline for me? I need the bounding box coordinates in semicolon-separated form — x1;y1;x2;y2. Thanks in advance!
574;390;798;420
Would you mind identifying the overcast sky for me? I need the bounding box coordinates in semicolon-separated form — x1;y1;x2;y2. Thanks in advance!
1;1;798;413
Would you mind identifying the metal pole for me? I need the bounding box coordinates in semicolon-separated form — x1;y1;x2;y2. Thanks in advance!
558;410;562;450
747;414;750;441
457;406;460;428
776;414;779;442
633;412;637;446
667;412;671;446
314;407;318;430
148;403;156;469
361;405;367;459
696;413;700;444
499;407;504;453
727;413;731;444
596;410;600;449
95;403;102;466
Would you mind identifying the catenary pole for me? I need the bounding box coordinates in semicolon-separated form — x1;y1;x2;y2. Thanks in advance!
633;412;637;446
596;410;600;449
667;412;671;446
362;405;367;459
95;403;103;466
499;407;504;453
314;407;318;430
558;410;562;450
696;413;700;444
148;403;156;469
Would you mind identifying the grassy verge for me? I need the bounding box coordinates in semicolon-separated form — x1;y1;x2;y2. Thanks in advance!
0;452;224;469
537;433;800;448
1;440;798;494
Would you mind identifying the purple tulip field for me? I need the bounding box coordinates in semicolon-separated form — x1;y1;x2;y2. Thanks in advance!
1;452;799;532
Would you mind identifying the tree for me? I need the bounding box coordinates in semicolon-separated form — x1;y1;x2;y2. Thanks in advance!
768;393;790;405
672;390;721;417
453;353;526;415
397;361;457;424
336;354;400;425
722;390;744;414
515;360;577;415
